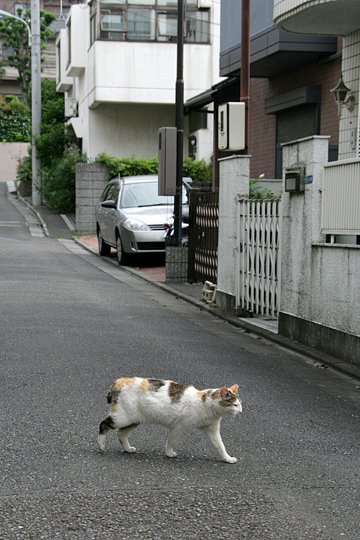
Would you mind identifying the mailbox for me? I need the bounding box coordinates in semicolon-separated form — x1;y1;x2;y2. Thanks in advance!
285;164;305;193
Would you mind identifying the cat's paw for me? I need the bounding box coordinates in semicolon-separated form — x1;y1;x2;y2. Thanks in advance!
166;449;178;458
125;446;137;453
223;456;237;464
97;435;106;452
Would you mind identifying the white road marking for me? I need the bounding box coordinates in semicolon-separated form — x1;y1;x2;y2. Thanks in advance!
0;221;22;227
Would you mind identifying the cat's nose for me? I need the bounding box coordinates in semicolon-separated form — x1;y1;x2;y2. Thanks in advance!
236;401;243;414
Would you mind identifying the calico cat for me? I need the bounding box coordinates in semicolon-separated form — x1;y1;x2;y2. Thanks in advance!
97;376;242;464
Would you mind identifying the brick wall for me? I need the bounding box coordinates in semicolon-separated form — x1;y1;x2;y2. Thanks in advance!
249;42;342;178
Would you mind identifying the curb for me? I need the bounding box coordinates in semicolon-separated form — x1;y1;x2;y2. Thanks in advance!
73;237;360;382
16;192;50;237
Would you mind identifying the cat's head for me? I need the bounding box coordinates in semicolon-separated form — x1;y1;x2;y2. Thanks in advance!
214;384;242;416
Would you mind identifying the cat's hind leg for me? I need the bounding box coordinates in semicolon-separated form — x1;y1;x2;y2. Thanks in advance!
117;423;139;453
165;425;185;458
201;422;237;464
97;416;115;451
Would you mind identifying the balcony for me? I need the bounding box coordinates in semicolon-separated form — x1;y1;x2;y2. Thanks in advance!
274;0;360;36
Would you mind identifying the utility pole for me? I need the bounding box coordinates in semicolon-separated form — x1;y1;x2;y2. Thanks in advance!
240;0;250;154
174;0;184;246
31;0;41;206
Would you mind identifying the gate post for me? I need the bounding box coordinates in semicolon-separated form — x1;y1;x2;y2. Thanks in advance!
216;155;250;312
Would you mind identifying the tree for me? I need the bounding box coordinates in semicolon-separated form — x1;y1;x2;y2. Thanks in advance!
0;8;55;105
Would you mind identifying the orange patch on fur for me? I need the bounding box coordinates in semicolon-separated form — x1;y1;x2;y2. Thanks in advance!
113;377;135;392
140;379;151;392
229;384;239;395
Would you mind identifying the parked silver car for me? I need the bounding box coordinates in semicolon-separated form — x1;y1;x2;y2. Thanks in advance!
95;175;190;264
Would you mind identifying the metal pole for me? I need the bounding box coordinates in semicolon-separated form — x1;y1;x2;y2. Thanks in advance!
31;0;41;206
174;0;184;246
240;0;250;154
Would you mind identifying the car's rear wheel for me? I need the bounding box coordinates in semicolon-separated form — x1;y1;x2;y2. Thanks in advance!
116;235;128;265
97;228;111;256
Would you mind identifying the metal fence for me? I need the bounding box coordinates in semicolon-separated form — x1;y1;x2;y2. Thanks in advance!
188;190;219;284
322;158;360;235
235;198;282;318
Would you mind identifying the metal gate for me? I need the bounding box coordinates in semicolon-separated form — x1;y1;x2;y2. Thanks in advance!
236;198;282;317
188;190;219;283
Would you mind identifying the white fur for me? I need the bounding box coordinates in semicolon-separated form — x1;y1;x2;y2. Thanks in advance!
97;377;242;464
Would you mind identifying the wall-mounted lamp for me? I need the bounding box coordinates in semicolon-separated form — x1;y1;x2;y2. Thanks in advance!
331;74;355;113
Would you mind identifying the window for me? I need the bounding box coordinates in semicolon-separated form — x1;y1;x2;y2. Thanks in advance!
128;8;155;40
92;0;210;44
157;12;177;41
100;9;127;39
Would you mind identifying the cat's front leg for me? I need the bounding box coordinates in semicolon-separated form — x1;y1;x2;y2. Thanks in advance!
202;423;237;464
117;424;138;453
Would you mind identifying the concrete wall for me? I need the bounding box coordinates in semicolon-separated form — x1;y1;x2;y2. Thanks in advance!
0;143;29;182
75;162;108;233
216;155;250;312
279;136;360;368
86;103;176;161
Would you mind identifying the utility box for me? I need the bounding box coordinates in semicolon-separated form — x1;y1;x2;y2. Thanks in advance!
218;102;245;151
285;164;305;193
158;127;177;196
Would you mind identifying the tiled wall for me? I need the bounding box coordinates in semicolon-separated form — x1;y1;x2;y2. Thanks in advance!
339;31;360;159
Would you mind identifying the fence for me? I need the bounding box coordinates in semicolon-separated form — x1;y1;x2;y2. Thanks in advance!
188;190;219;284
322;158;360;235
235;198;282;318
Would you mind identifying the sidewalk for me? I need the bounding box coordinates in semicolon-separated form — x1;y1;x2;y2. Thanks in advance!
13;188;360;382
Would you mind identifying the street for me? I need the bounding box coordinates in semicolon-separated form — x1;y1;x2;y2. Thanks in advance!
0;184;359;540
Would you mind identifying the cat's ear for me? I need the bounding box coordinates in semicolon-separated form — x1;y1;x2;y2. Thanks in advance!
219;386;231;401
229;384;239;395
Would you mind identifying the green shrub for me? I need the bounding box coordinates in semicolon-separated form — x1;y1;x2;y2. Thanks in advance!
249;179;275;200
16;151;32;196
96;153;212;185
41;148;87;213
96;153;158;178
0;96;30;142
182;157;212;185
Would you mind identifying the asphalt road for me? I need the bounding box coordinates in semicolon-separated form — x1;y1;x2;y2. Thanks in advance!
0;185;359;540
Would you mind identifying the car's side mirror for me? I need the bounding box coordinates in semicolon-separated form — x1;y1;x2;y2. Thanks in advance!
101;200;116;209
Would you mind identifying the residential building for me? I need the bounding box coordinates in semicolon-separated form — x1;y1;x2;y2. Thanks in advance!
56;0;222;162
274;0;360;161
0;1;71;100
186;0;342;184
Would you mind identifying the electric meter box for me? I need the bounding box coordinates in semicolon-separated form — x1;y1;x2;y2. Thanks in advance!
218;102;245;151
285;164;306;193
158;127;177;196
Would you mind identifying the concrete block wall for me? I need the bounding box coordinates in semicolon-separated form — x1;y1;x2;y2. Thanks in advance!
279;136;360;368
165;247;188;283
75;163;109;233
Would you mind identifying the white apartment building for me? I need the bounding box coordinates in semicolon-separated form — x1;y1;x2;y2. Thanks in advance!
56;0;221;162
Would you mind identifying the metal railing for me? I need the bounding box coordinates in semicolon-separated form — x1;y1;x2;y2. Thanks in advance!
188;190;219;284
235;198;282;318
